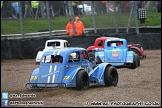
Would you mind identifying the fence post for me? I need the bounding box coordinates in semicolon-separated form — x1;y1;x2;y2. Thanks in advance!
18;1;24;38
82;2;85;15
134;1;139;34
40;1;45;18
114;1;118;33
126;3;134;33
91;1;97;34
69;1;76;36
46;1;52;38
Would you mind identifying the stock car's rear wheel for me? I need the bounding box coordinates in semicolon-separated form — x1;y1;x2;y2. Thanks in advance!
136;54;140;66
128;48;141;66
76;70;89;90
130;53;138;69
128;48;140;57
104;66;118;86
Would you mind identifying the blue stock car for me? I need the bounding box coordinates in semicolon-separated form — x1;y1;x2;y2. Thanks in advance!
25;47;118;90
93;37;140;69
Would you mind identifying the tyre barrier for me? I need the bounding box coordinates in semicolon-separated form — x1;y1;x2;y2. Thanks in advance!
1;33;161;60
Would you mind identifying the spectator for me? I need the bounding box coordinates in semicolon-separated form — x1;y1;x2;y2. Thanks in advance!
66;19;74;36
101;1;107;14
12;1;19;17
72;1;79;16
12;1;25;18
129;1;134;9
31;1;39;17
50;1;64;17
115;6;118;13
115;1;122;13
74;16;85;36
3;1;17;18
95;1;100;14
118;1;123;13
137;1;142;8
95;1;106;14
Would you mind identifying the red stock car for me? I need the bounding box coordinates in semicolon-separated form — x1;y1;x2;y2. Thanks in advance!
86;37;146;59
127;44;146;59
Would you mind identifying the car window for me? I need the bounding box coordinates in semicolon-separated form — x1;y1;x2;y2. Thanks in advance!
52;55;63;64
111;43;116;46
47;41;60;47
41;55;51;63
117;41;123;46
98;40;103;46
66;42;70;47
81;51;88;60
64;42;66;47
41;55;63;64
107;41;123;47
68;52;80;63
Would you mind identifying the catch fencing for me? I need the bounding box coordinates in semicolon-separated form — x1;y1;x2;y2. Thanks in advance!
1;1;158;37
1;1;161;60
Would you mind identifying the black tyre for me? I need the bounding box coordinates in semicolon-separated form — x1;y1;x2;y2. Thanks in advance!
104;66;118;86
76;70;89;90
136;54;140;66
130;53;138;69
128;48;140;57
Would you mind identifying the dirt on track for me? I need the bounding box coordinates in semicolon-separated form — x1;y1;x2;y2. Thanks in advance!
1;50;161;107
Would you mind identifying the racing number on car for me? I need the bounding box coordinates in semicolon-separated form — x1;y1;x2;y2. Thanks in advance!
30;76;38;80
112;52;118;57
63;76;70;80
84;67;88;73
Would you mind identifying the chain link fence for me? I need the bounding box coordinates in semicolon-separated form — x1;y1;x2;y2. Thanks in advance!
1;1;161;36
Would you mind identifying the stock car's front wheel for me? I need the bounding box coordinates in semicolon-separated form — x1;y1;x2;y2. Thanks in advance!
76;70;89;90
104;66;118;87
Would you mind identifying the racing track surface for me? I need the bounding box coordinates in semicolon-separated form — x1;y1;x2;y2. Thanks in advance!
1;50;161;107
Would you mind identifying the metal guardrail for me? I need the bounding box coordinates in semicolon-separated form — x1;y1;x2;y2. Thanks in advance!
1;26;161;40
1;28;95;40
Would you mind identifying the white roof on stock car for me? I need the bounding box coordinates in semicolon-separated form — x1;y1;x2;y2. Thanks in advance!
46;39;68;42
42;47;86;56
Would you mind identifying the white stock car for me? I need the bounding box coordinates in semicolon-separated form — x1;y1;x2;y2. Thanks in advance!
35;39;70;63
